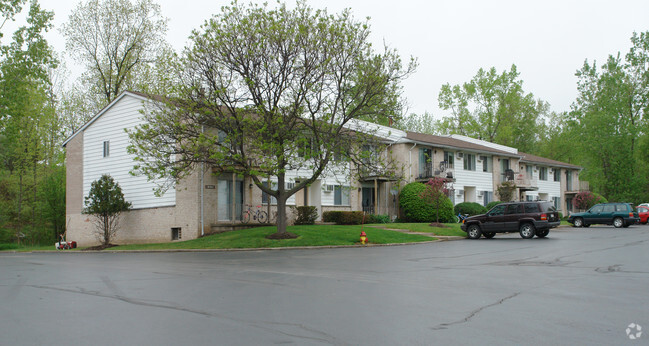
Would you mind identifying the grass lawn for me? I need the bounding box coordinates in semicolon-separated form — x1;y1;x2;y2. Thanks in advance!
366;222;466;237
86;225;435;251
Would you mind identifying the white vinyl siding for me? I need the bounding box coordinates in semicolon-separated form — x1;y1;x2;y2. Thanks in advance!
83;94;176;209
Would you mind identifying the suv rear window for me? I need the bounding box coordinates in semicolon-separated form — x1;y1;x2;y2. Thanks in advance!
539;202;556;212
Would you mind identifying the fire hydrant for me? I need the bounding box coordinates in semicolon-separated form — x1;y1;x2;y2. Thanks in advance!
360;231;368;245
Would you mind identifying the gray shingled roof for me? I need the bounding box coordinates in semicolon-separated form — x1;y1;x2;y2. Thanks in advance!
518;152;581;169
405;132;520;157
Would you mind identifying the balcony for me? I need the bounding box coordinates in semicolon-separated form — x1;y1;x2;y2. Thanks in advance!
416;161;455;182
565;181;590;194
501;170;538;191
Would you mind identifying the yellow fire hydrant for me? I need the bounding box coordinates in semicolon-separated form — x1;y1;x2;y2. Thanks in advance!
360;231;368;245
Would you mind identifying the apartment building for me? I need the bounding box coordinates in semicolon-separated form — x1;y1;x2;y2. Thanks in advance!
64;91;584;245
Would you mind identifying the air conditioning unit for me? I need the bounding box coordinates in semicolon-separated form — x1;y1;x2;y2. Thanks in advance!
456;189;464;196
477;191;484;197
456;153;464;159
325;184;335;192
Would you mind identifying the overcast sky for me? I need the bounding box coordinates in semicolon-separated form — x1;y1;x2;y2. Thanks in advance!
26;0;649;119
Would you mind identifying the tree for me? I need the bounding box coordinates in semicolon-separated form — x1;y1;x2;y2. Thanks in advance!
436;65;549;153
569;31;649;203
61;0;169;107
419;177;450;223
495;181;516;202
128;1;415;238
1;0;60;243
83;174;132;246
395;112;438;134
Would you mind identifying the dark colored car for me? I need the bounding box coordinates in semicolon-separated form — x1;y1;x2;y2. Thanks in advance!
567;203;639;228
460;201;561;239
637;206;649;224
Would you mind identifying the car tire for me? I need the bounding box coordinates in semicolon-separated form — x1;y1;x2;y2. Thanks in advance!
573;218;583;228
466;224;482;239
613;217;624;228
483;232;496;239
519;223;535;239
535;229;549;238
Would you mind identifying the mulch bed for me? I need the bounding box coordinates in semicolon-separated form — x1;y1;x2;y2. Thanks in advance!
265;232;299;240
82;244;119;251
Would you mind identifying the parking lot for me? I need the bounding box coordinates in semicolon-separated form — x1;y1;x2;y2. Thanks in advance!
1;225;648;345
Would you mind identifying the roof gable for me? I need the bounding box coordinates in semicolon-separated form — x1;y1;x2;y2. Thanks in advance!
61;91;152;147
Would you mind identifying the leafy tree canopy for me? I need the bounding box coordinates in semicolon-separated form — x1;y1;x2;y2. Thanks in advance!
128;1;416;236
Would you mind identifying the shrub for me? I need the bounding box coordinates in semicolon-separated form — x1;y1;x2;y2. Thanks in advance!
573;191;607;210
454;202;487;216
367;214;391;224
0;243;19;251
485;201;503;210
321;211;368;224
399;182;455;222
322;211;342;223
294;206;318;225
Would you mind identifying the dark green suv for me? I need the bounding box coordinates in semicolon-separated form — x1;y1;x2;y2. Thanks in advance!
567;203;639;228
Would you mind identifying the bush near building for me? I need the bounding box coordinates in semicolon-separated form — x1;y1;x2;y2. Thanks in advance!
399;182;454;223
454;202;487;216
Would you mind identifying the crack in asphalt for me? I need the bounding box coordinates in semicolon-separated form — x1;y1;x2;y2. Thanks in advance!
431;292;521;331
25;283;342;345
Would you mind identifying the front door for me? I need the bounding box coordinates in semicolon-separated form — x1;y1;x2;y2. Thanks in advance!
362;187;375;214
218;178;243;221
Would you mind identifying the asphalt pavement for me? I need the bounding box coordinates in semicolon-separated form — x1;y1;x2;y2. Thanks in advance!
1;225;648;345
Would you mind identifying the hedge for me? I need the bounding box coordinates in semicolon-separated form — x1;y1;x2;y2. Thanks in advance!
454;202;487;216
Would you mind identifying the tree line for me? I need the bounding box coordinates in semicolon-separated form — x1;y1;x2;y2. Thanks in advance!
1;0;647;244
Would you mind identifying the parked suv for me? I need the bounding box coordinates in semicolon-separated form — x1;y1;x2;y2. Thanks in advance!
460;201;561;239
567;203;639;228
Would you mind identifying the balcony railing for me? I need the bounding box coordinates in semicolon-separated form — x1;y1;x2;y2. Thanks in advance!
513;173;538;189
418;161;454;180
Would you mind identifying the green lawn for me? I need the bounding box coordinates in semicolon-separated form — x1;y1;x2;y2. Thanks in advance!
366;222;466;237
93;225;435;251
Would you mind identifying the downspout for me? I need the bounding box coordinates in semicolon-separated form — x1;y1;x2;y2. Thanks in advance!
200;125;205;236
408;143;417;180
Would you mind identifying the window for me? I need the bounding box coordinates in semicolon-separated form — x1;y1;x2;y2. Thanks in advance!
566;171;573;191
103;141;110;157
489;204;506;216
463;153;476;171
524;203;540;213
526;195;534;201
419;148;432;177
262;181;278;204
603;204;615;213
526;165;533;178
334;185;350;206
553;197;560;210
444;151;454;168
483;191;493;206
590;205;603;213
171;227;182;240
506;204;523;214
539;167;548;181
480;156;491;173
553;169;561;182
